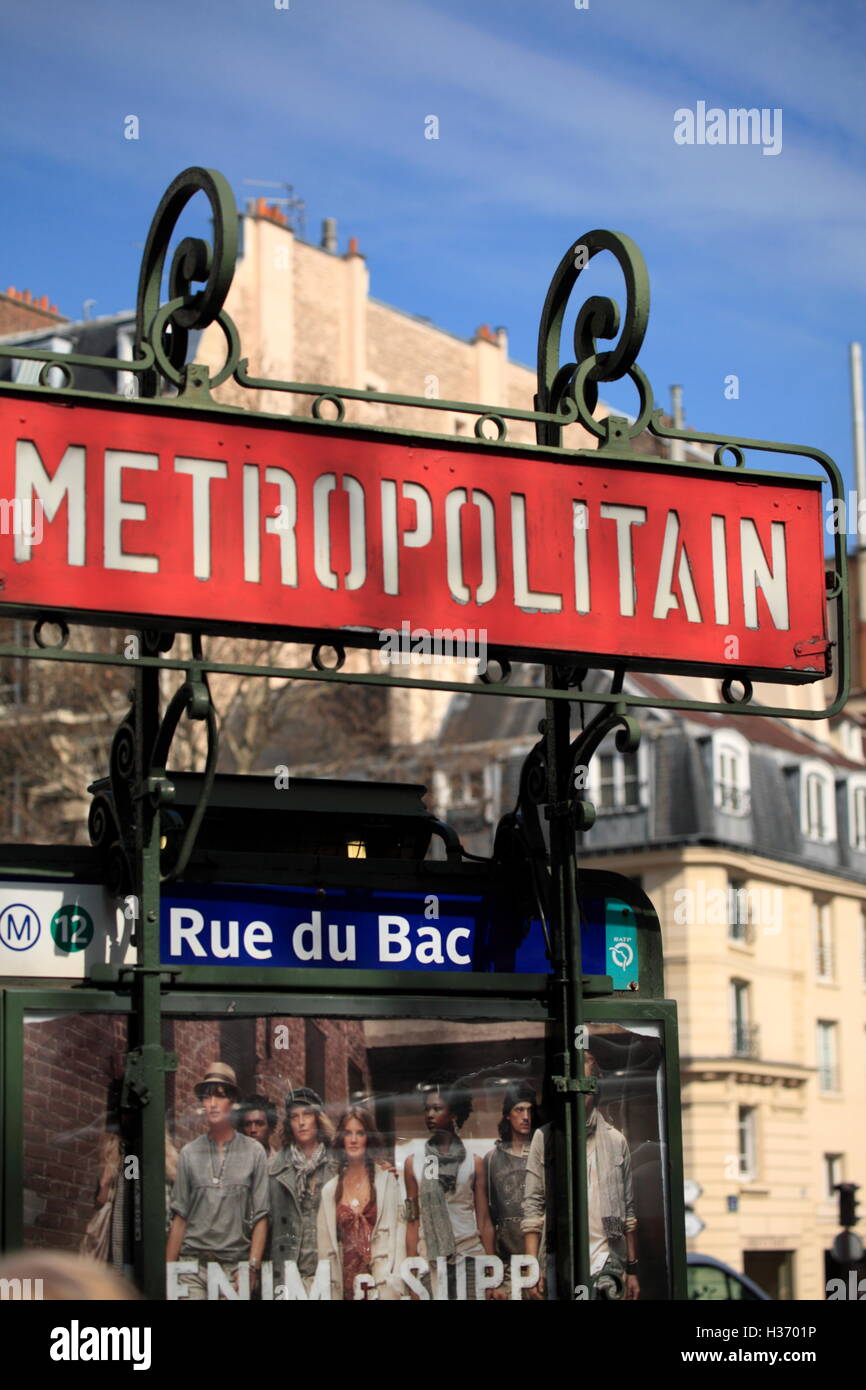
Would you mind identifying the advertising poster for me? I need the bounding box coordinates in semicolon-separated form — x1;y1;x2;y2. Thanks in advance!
20;1011;670;1301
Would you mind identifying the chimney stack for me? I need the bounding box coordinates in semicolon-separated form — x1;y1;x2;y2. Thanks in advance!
669;384;685;462
321;218;338;253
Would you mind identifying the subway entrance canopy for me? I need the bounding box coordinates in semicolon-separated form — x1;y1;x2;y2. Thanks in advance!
0;167;848;1303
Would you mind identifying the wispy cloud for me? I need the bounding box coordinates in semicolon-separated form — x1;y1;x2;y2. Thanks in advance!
2;0;863;481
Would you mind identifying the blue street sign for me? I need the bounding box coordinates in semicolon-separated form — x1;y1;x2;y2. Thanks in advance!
160;882;641;980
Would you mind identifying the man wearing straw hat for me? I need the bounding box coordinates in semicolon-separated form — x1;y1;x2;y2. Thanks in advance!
166;1062;270;1300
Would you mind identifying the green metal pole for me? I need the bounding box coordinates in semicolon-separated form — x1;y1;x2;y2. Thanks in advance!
544;668;590;1300
129;643;168;1300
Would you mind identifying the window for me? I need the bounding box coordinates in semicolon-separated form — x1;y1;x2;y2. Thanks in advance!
347;1059;365;1103
12;334;71;388
456;770;484;806
593;747;643;813
816;1021;839;1093
800;760;837;843
432;769;451;815
812;900;834;982
305;1020;327;1101
839;720;863;761
730;980;757;1057
738;1106;757;1181
825;1153;843;1200
711;731;750;816
805;775;829;839
850;778;866;851
0;622;29;706
687;1264;761;1301
728;878;752;943
218;1018;256;1098
116;325;139;399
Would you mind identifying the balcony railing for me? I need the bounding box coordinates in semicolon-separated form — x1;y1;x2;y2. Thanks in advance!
729;916;756;946
731;1021;760;1059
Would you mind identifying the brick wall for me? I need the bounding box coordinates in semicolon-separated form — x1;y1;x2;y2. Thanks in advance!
0;291;65;337
21;1011;373;1249
253;1016;371;1147
171;1019;223;1146
22;1013;127;1252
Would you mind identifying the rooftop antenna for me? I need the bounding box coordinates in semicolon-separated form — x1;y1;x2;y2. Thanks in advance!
243;179;306;240
850;343;866;684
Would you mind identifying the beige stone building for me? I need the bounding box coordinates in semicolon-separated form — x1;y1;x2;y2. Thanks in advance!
581;692;866;1301
199;197;593;445
417;667;866;1301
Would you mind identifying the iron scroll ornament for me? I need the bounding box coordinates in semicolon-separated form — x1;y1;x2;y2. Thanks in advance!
535;230;652;447
134;166;239;397
88;634;219;897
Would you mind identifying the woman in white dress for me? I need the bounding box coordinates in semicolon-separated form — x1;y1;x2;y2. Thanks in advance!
317;1106;405;1300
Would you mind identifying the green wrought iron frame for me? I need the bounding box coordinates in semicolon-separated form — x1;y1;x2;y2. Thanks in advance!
0;166;848;721
0;166;842;1302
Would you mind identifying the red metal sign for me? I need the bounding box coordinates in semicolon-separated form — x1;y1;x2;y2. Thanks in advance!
0;394;829;680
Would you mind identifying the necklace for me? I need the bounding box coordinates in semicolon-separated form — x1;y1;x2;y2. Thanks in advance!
210;1136;231;1187
344;1168;370;1209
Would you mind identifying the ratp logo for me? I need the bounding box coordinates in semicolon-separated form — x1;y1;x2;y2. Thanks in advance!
0;903;41;952
610;940;634;970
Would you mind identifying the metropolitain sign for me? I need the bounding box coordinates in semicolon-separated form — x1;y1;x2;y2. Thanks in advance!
0;393;829;680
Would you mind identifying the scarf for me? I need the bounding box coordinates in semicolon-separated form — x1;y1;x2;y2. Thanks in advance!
586;1110;626;1240
290;1142;327;1200
419;1133;467;1261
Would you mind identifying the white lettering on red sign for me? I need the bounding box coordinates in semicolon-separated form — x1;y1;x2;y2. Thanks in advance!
0;399;826;679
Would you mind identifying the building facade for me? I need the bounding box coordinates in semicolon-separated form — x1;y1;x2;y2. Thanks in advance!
419;665;866;1300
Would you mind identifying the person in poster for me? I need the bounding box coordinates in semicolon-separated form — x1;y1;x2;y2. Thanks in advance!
403;1076;495;1300
484;1081;539;1299
269;1087;337;1294
236;1094;277;1153
522;1053;639;1300
316;1105;405;1300
166;1063;270;1300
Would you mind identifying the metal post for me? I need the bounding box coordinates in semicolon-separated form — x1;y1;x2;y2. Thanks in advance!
128;643;168;1300
544;668;590;1299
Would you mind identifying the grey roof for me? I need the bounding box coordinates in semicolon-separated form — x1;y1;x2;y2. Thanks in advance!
427;666;866;879
0;314;200;396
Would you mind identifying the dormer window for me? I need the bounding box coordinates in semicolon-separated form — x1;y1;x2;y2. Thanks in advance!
116;326;139;399
800;760;836;843
13;335;70;388
849;777;866;852
590;743;646;813
839;720;863;761
711;731;750;816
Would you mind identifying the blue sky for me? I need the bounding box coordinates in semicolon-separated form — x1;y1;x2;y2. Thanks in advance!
2;0;865;495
